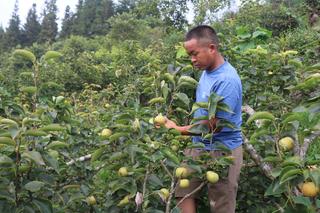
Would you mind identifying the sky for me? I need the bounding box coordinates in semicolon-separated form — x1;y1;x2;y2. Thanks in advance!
0;0;78;29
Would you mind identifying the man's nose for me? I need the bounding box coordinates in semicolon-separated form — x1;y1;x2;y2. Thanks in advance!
191;56;197;63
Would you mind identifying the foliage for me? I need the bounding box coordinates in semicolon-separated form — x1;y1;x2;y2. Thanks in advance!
0;0;319;212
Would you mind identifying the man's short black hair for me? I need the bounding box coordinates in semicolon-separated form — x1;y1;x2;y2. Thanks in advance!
185;25;219;46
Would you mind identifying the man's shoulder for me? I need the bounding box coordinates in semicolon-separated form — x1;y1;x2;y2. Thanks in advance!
224;61;238;73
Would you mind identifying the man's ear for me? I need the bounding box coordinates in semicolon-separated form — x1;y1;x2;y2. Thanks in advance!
208;43;216;54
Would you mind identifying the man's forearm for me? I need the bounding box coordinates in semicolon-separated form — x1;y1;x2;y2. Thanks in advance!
175;125;194;135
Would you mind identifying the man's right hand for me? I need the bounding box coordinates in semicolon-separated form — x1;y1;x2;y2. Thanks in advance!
164;118;178;129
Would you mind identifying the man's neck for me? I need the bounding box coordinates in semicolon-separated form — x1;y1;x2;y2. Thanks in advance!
208;53;225;71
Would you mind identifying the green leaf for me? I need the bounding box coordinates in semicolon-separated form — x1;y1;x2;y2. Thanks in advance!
250;129;269;143
190;102;208;115
148;97;165;105
171;207;182;213
22;151;45;166
91;147;105;162
174;92;190;107
310;169;320;187
176;46;188;59
279;169;302;184
281;156;302;167
214;144;231;153
0;137;15;146
24;205;36;213
176;82;197;90
176;107;189;115
32;199;53;213
203;133;212;140
188;123;209;135
294;75;320;91
191;116;208;124
109;152;127;161
25;181;45;192
263;156;281;163
163;73;175;86
316;199;320;208
0;155;14;168
109;132;129;142
305;63;320;72
216;119;237;129
292;196;312;207
264;180;287;196
24;130;48;137
282;112;309;126
161;82;169;100
40;124;65;132
271;168;282;178
0;118;19;128
208;93;223;120
246;111;275;125
188;164;202;174
66;193;85;206
187;143;205;149
47;141;69;150
0;191;15;203
43;51;62;61
161;148;180;164
148;174;163;187
43;154;59;174
20;86;37;94
178;76;198;86
186;143;204;151
217;102;234;114
252;27;272;39
288;59;303;68
13;49;36;63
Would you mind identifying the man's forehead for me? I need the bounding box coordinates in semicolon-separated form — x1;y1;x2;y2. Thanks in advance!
184;38;211;48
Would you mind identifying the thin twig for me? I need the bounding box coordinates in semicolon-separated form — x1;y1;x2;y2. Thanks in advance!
160;160;174;180
172;181;207;212
166;177;176;213
142;165;150;197
160;160;176;213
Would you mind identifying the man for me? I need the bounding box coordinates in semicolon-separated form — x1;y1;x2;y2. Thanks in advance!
164;25;243;213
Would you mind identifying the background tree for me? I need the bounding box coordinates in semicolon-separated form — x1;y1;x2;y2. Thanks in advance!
22;3;41;46
91;0;115;35
158;0;189;30
4;0;22;49
115;0;137;14
71;0;115;37
60;5;74;39
38;0;58;43
0;26;5;51
80;0;96;36
134;0;161;22
71;0;85;35
192;0;231;25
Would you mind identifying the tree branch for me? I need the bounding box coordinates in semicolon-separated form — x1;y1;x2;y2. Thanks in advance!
171;181;206;212
242;105;274;179
242;135;274;179
299;131;320;159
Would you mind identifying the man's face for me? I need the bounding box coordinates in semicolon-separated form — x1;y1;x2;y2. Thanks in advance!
184;38;215;71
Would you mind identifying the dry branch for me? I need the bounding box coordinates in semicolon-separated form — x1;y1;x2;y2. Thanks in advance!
242;105;274;179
